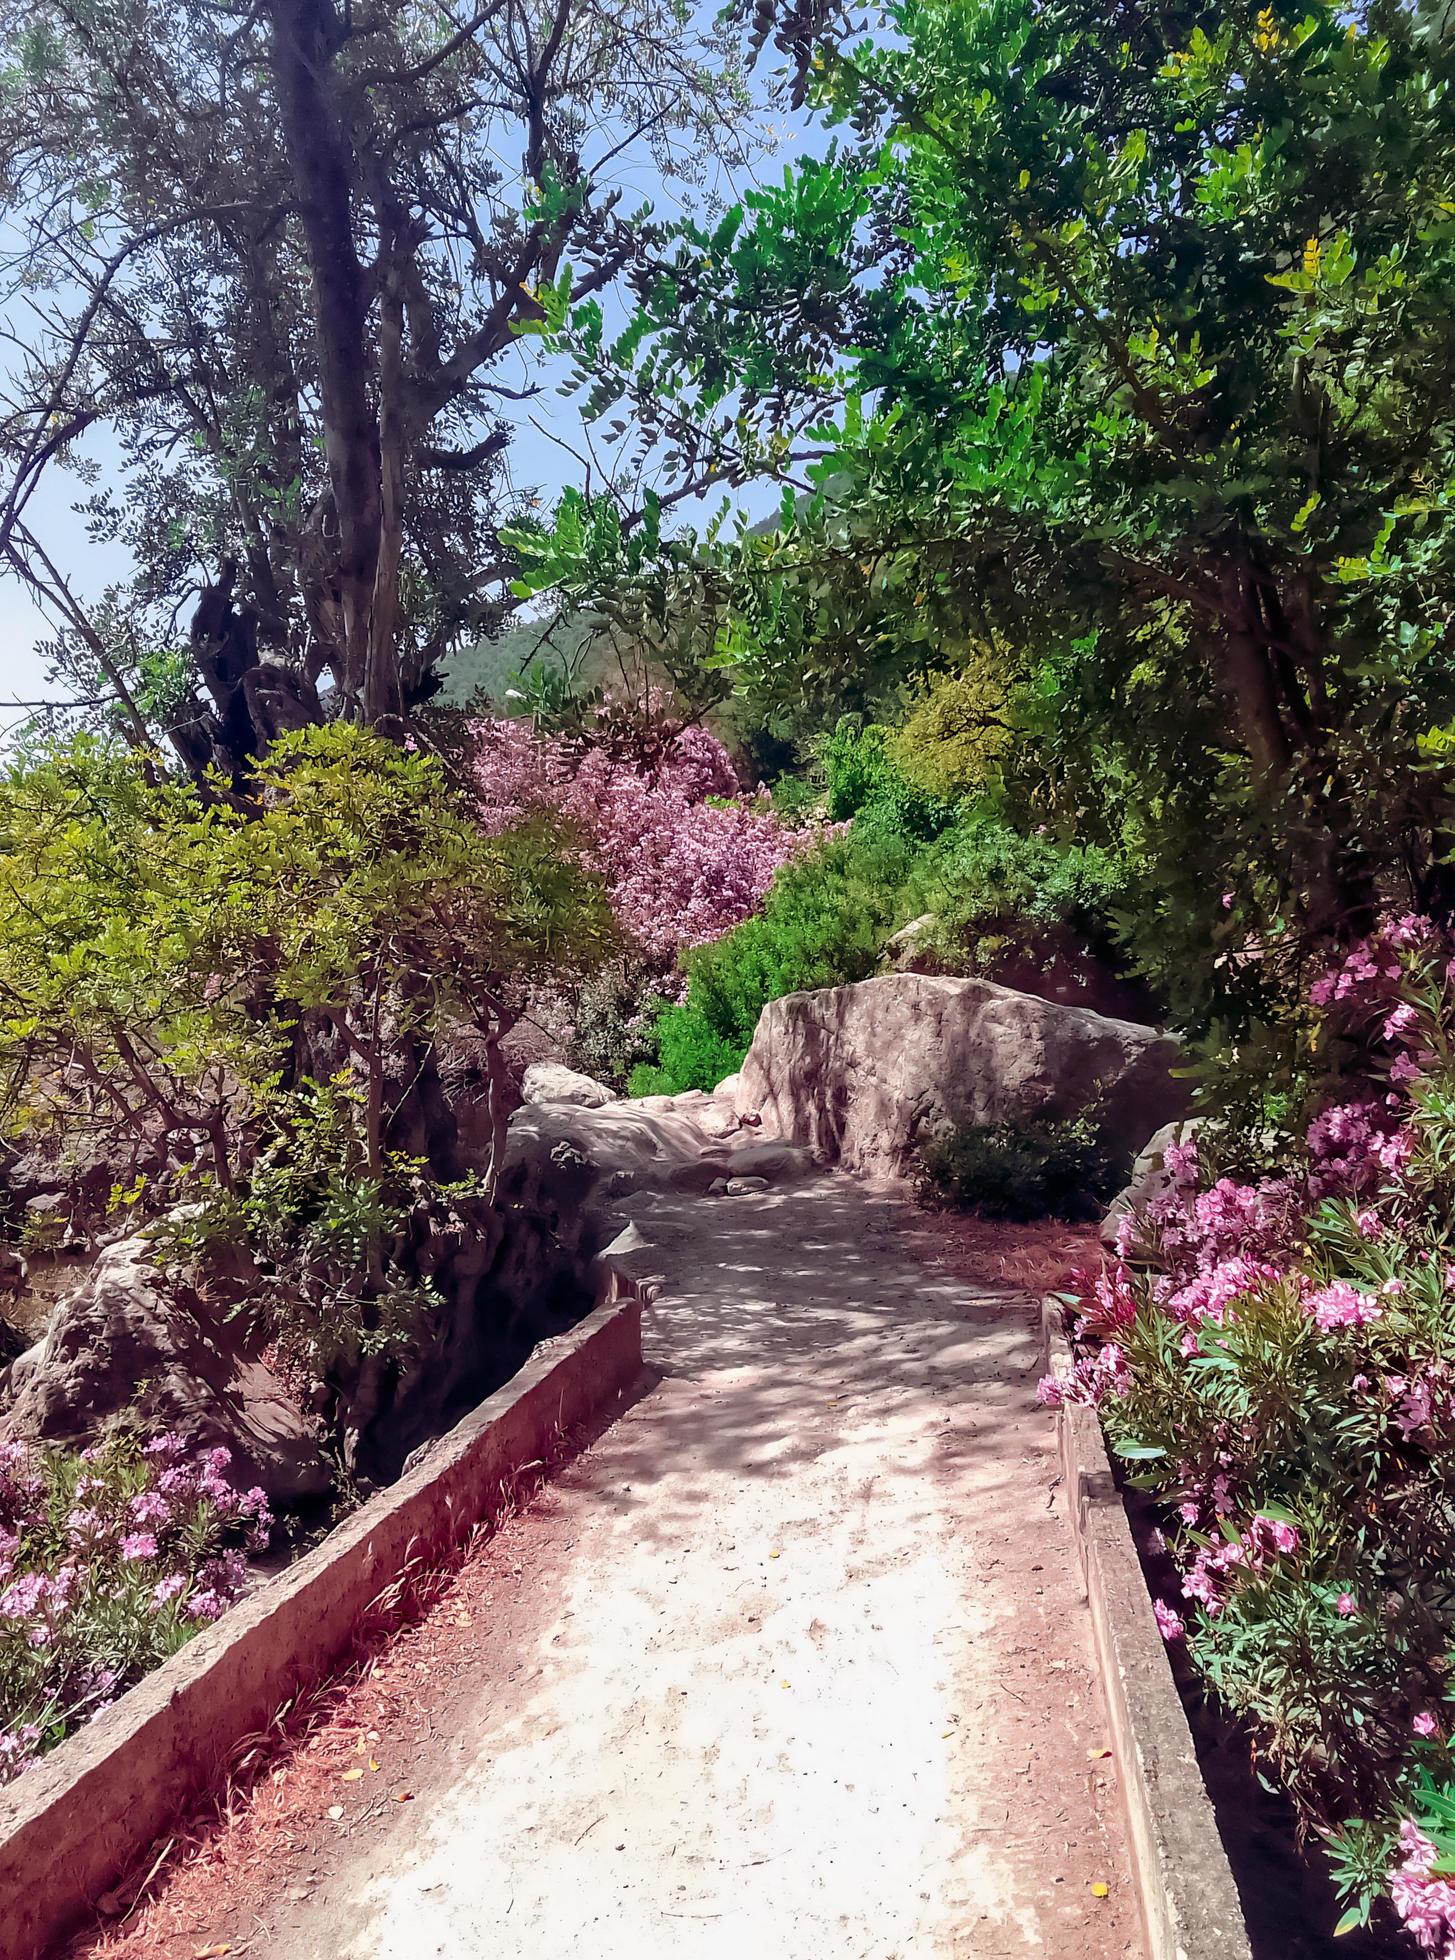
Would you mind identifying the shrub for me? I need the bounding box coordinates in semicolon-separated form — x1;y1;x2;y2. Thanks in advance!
0;1428;272;1783
1040;916;1455;1947
641;826;915;1091
883;654;1016;803
920;818;1128;954
561;959;672;1092
815;718;954;838
0;724;614;1203
152;1076;459;1381
919;1114;1118;1221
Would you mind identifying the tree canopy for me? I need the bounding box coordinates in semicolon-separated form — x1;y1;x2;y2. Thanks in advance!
517;0;1455;1016
0;0;754;773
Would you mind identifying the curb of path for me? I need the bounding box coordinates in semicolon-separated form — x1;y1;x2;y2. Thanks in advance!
1041;1294;1252;1960
0;1275;645;1960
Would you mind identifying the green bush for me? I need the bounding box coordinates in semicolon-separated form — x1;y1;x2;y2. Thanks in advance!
631;796;1138;1097
640;826;915;1091
918;817;1129;960
917;1113;1118;1221
816;718;954;838
563;959;671;1091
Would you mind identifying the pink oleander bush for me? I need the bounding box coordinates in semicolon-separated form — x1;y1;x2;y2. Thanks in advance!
1040;915;1455;1950
472;715;823;966
0;1428;272;1784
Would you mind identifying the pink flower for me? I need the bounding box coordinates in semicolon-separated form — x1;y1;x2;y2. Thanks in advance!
120;1532;158;1562
1153;1599;1185;1641
1384;1002;1420;1044
0;1573;48;1620
1306;1281;1383;1332
472;716;824;963
1391;1817;1455;1956
1354;1208;1383;1240
1413;1711;1438;1738
151;1574;186;1610
1336;1593;1358;1617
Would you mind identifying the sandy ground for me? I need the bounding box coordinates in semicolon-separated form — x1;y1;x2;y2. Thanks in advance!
77;1175;1139;1960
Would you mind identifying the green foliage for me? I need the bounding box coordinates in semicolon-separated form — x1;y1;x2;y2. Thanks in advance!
816;717;954;837
917;817;1129;968
884;657;1016;804
643;826;917;1090
151;1077;457;1380
0;725;615;1203
535;0;1455;1039
636;781;1137;1093
561;959;672;1092
918;1113;1117;1221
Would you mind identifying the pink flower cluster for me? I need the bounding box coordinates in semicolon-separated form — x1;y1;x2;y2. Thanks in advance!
1178;1514;1301;1618
1392;1819;1455;1958
472;717;825;965
0;1432;272;1785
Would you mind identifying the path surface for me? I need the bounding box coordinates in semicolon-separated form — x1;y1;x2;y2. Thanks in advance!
95;1175;1142;1959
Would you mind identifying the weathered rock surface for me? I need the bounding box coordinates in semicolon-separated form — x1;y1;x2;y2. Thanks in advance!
1100;1119;1197;1248
510;1093;813;1200
734;973;1187;1184
521;1062;619;1109
0;1236;332;1503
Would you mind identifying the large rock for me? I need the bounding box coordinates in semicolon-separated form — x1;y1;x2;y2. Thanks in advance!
0;1236;331;1504
508;1094;812;1200
734;973;1187;1184
521;1062;619;1109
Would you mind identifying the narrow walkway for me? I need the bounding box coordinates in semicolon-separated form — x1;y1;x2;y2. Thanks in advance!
99;1176;1142;1959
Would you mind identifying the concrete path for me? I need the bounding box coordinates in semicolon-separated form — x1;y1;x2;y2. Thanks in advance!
191;1176;1142;1959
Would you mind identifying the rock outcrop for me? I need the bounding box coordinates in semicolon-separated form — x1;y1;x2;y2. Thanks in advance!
0;1236;332;1504
521;1062;619;1109
509;1092;811;1199
733;973;1187;1184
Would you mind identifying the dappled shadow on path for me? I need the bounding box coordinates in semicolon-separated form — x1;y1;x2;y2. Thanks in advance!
579;1173;1054;1554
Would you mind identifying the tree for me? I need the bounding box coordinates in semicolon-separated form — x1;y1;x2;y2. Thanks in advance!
0;723;614;1195
0;0;754;774
527;0;1455;1013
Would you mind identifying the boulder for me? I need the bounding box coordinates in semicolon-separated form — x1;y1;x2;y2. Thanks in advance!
733;973;1187;1185
0;1236;332;1504
507;1097;813;1200
885;913;938;970
521;1062;619;1109
1101;1119;1197;1248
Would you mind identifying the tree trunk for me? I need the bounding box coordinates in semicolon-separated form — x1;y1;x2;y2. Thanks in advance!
266;0;385;716
1213;541;1373;945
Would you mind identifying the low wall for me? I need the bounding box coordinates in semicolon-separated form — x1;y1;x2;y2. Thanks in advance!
1042;1296;1252;1960
0;1281;645;1960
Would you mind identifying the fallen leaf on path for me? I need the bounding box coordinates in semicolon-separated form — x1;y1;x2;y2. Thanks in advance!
768;1549;781;1560
193;1946;231;1957
394;1790;414;1802
1090;1882;1110;1898
341;1768;363;1783
369;1758;380;1771
327;1805;344;1821
1087;1747;1111;1760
